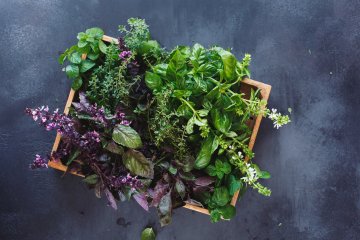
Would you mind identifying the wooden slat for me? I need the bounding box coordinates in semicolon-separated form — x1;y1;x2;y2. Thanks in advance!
48;34;272;216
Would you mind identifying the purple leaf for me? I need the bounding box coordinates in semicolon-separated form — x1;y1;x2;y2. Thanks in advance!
194;176;215;186
104;188;117;210
158;190;172;227
175;179;186;199
79;92;90;109
133;193;149;211
150;180;169;207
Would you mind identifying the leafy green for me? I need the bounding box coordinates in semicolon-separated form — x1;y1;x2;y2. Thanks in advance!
83;174;99;185
194;133;219;169
141;227;156;240
112;124;142;149
122;149;154;178
65;64;79;79
212;187;230;207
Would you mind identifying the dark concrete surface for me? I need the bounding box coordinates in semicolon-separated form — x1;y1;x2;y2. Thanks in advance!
1;0;359;239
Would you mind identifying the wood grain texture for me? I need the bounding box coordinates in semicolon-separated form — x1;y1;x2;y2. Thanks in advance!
48;35;271;216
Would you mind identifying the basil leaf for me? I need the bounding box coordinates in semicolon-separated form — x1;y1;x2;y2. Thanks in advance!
65;64;79;79
104;141;124;155
213;47;237;81
185;116;195;134
211;108;231;133
112;124;142;149
175;179;186;199
259;171;271;179
212;187;230;207
138;40;160;55
194;133;219;169
83;174;99;185
80;60;96;73
145;71;162;90
141;227;156;240
122;149;154;179
158;191;172;227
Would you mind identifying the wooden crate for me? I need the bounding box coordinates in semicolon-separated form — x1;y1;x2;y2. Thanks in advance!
48;35;272;215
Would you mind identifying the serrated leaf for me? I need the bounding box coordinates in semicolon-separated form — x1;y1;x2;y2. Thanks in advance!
141;227;156;240
87;52;99;60
228;175;242;195
69;52;82;64
85;27;104;38
71;77;83;90
220;204;236;220
122;149;154;178
80;60;95;73
112;124;142;149
65;64;79;79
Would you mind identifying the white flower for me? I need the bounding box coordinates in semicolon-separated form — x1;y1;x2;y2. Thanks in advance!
237;151;243;159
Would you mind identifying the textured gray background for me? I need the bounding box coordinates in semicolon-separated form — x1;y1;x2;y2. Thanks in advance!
1;0;359;239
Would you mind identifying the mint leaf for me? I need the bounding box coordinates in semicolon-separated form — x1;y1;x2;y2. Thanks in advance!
80;60;95;73
65;64;79;79
141;228;156;240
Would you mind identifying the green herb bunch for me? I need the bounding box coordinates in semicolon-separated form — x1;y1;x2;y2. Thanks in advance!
28;18;290;226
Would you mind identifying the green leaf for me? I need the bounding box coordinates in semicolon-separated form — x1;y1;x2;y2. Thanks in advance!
80;60;95;73
69;52;82;64
83;174;99;185
71;77;83;90
210;209;221;223
66;149;81;166
185;116;195;134
145;71;162;90
212;187;230;207
85;27;104;38
211;109;231;133
98;40;107;54
221;161;232;174
259;171;271;179
65;64;79;79
122;149;154;178
228;175;242;195
194;133;219;169
77;40;87;48
87;52;99;61
112;124;142;149
213;47;237;81
104;141;124;155
138;40;160;55
219;204;236;220
166;50;186;84
141;227;156;240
